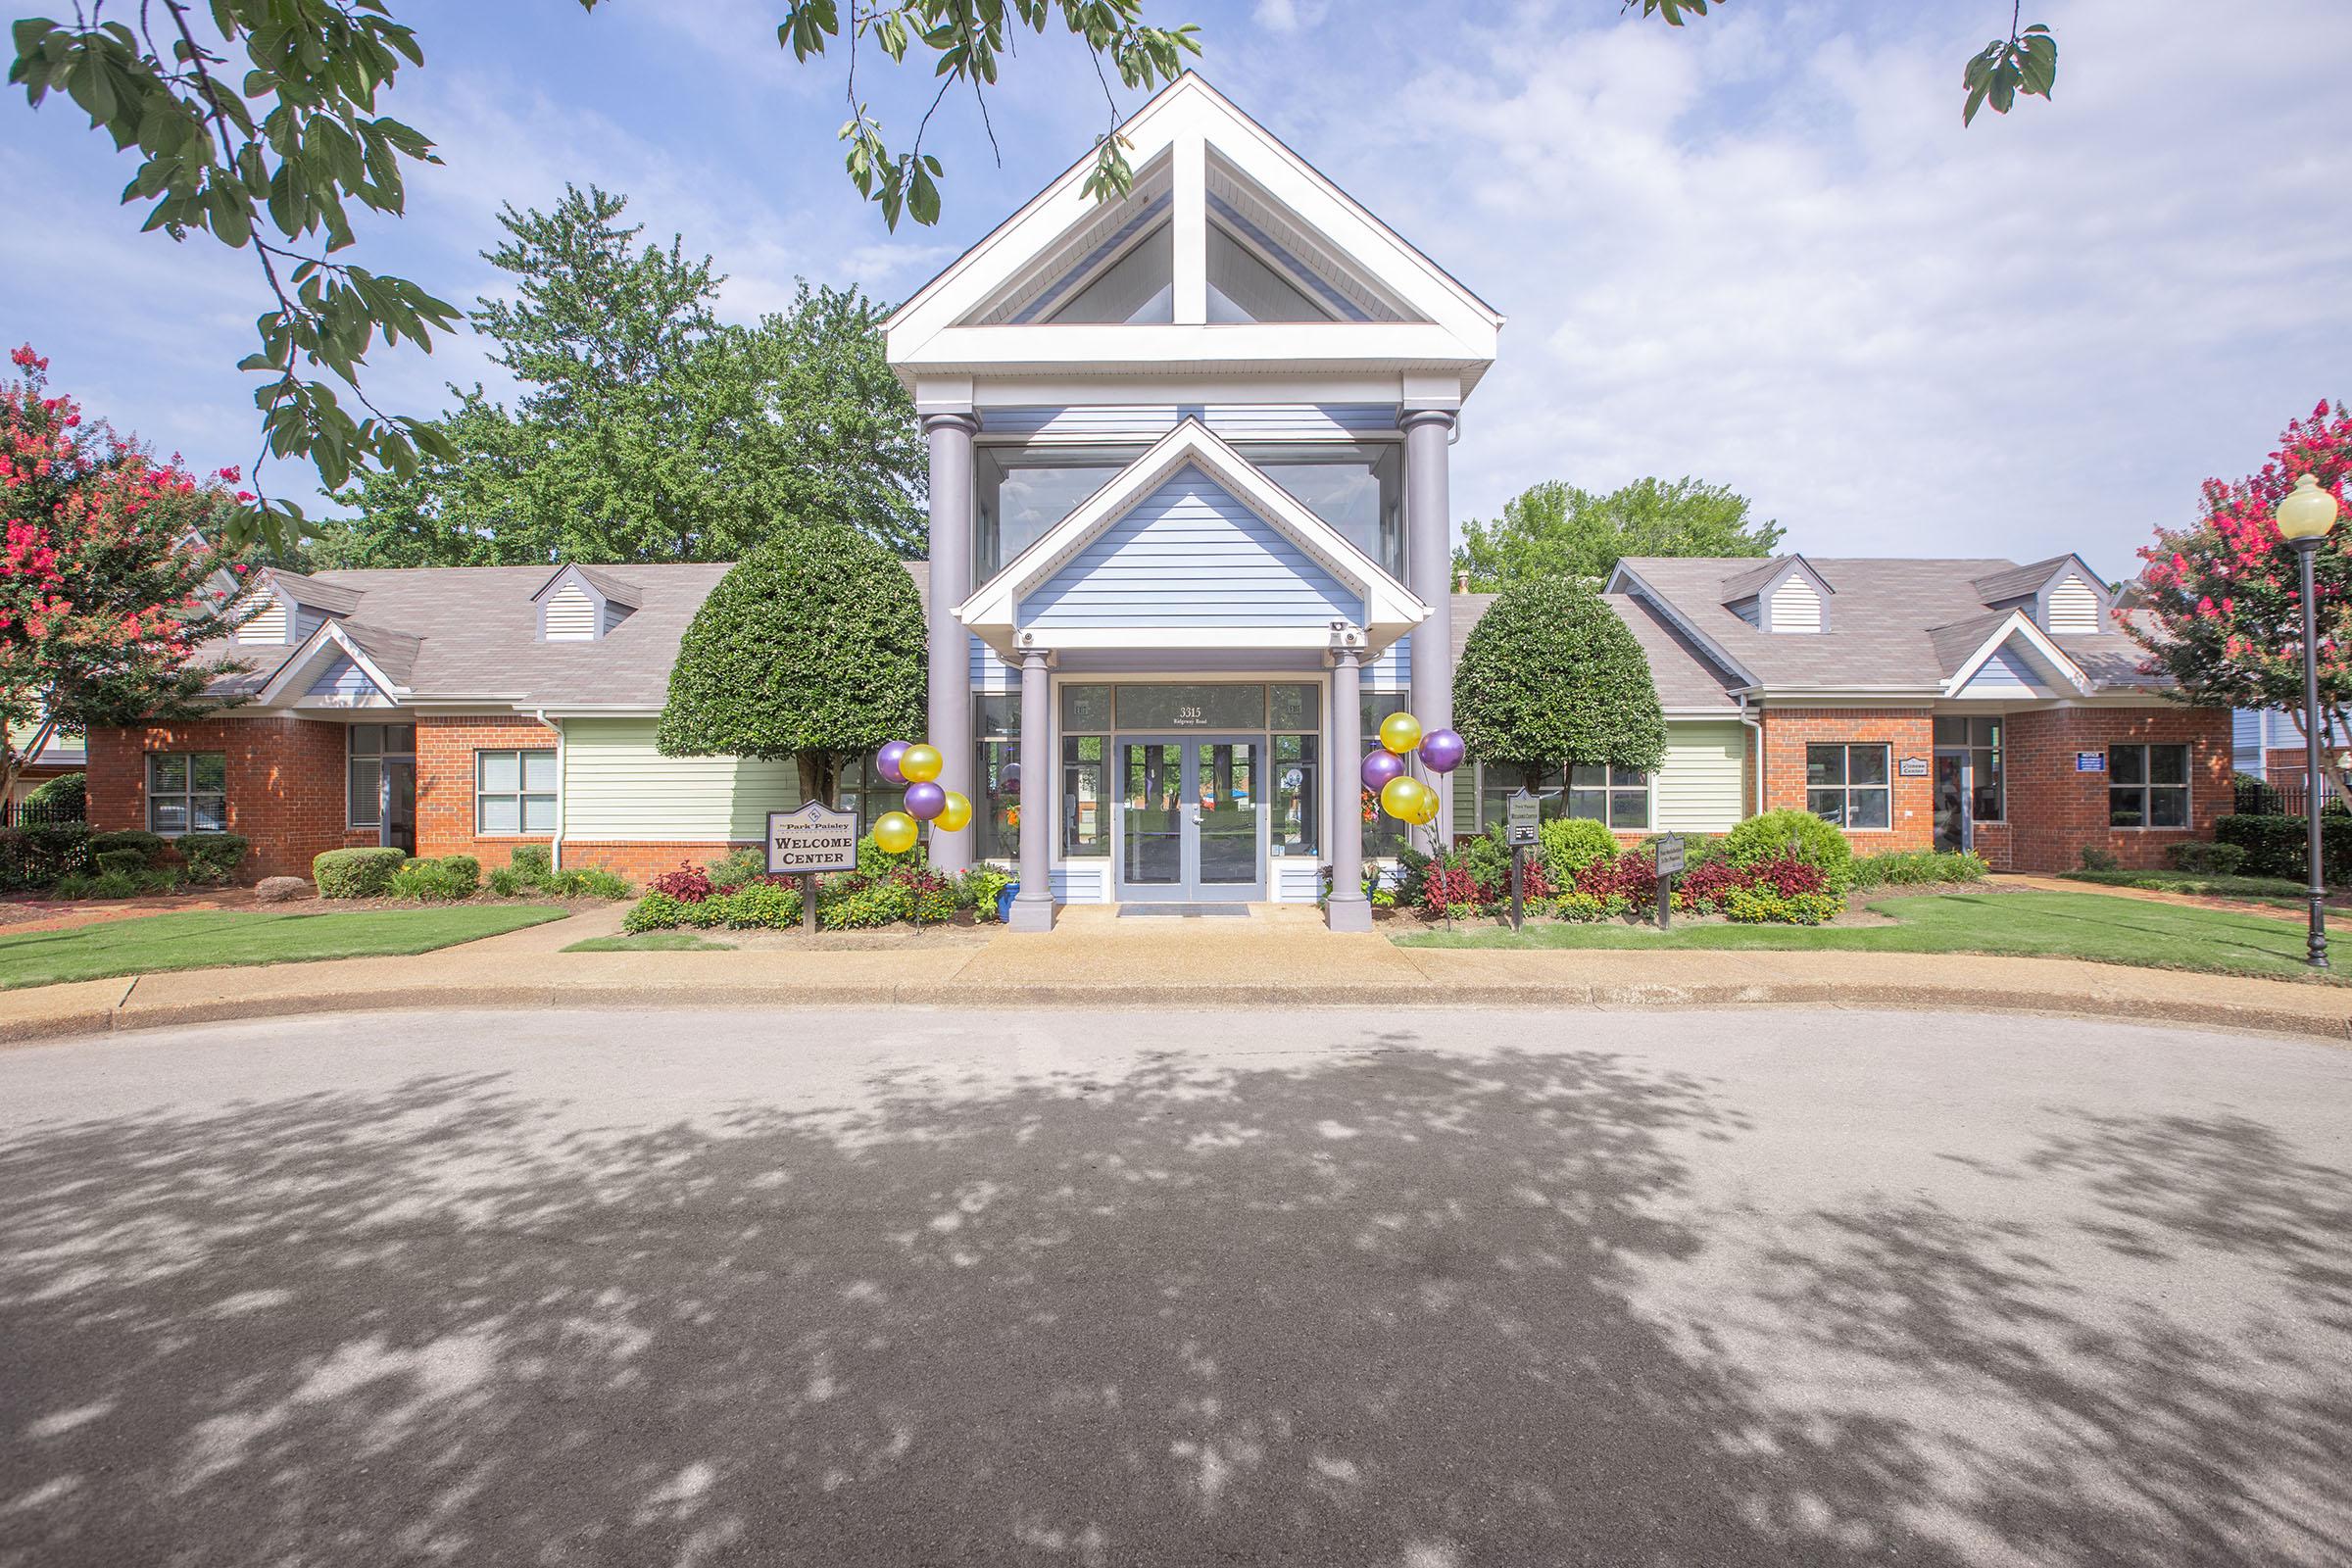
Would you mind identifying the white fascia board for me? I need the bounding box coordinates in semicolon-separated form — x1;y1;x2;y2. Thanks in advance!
887;74;1500;365
898;321;1493;376
1940;612;2092;698
251;621;406;708
970;373;1411;409
1605;564;1761;688
958;418;1428;636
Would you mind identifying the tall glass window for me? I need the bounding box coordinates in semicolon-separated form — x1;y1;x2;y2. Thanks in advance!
1245;441;1403;580
1933;716;2004;822
974;694;1021;862
1360;690;1411;860
973;447;1144;583
346;721;415;829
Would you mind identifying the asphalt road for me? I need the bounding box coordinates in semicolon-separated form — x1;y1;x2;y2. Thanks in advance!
1;1006;2347;1568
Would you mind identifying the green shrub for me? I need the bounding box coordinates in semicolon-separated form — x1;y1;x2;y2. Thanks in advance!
387;856;480;902
2214;813;2352;880
721;880;802;929
1460;827;1513;891
545;865;633;900
509;843;553;878
312;846;409;898
906;872;957;924
705;845;769;891
25;770;84;817
174;831;250;884
90;869;145;900
1723;886;1841;925
0;821;91;888
819;878;911;930
93;848;148;877
2165;840;2248;875
1723;810;1853;891
2078;845;2121;872
486;865;527;897
677;892;731;928
1849;849;1987;887
622;891;687;932
89;828;169;866
1537;816;1618;885
51;871;96;899
854;833;924;877
1552;891;1609;922
957;865;1011;919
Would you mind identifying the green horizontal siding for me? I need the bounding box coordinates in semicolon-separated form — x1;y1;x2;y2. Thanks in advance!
1656;720;1745;834
561;717;801;842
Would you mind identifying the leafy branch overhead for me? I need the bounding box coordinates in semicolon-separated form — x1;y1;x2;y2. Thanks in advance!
775;0;1200;230
8;1;1200;552
1630;0;2058;126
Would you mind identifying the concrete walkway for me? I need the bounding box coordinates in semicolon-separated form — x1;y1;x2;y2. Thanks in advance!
5;901;2350;1046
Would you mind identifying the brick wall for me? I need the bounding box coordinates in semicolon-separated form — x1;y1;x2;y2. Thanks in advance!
562;840;754;882
416;715;560;866
86;715;359;880
2004;706;2231;871
1758;708;1936;853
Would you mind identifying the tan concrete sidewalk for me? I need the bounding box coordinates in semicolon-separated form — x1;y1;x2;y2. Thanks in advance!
5;901;2350;1046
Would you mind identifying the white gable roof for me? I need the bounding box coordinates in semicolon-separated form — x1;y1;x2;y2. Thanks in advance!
958;419;1428;658
1941;611;2092;700
886;74;1500;388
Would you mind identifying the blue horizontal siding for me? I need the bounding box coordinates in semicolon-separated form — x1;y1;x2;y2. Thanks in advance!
1367;635;1410;688
968;635;1017;692
1021;466;1361;630
308;654;385;701
979;405;1396;440
1955;644;2045;698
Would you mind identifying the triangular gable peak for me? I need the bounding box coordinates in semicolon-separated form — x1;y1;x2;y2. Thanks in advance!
230;567;359;646
887;74;1499;383
1940;611;2092;700
958;419;1427;658
1971;554;2112;636
1720;556;1836;635
532;564;640;642
254;619;409;709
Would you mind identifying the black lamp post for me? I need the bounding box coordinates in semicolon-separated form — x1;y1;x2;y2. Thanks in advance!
2277;473;2341;967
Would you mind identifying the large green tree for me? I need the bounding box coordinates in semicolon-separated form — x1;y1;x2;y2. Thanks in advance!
657;522;925;809
314;186;925;565
8;2;1200;547
1453;477;1783;590
1453;576;1666;790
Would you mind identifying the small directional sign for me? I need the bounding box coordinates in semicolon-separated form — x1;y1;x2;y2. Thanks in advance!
1505;789;1542;848
1654;834;1687;878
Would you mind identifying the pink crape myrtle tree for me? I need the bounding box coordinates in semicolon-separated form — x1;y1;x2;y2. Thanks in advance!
0;345;252;806
2129;400;2352;801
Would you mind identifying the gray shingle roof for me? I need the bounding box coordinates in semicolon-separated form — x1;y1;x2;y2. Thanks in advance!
1614;556;2161;693
1970;554;2091;604
1449;592;1740;711
260;567;364;614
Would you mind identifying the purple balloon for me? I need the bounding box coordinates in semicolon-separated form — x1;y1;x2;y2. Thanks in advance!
1418;728;1467;775
876;740;911;786
999;761;1022;795
1361;749;1406;792
904;780;947;821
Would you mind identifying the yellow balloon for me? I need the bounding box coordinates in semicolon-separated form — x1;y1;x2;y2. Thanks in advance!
1380;774;1430;821
1409;787;1444;826
1380;711;1423;756
872;810;919;856
900;743;943;783
935;791;972;833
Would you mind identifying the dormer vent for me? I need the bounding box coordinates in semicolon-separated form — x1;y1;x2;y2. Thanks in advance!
235;590;286;644
1720;555;1834;635
533;564;639;642
2045;571;2100;633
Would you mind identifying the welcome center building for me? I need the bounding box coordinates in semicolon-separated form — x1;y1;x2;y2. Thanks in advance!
86;76;2232;923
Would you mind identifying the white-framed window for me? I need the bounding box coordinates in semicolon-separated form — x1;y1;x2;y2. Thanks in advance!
475;749;557;835
2109;743;2190;829
346;721;415;829
1478;763;1652;831
1806;743;1891;830
147;752;226;834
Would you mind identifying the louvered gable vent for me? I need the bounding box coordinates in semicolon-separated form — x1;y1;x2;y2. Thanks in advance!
2046;572;2100;633
235;589;286;643
533;564;638;642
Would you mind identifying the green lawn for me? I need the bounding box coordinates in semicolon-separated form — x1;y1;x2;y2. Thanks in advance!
0;906;567;990
564;931;732;953
1393;892;2345;983
2056;868;2352;906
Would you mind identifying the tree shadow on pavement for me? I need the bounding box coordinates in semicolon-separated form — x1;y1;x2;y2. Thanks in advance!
0;1039;2345;1566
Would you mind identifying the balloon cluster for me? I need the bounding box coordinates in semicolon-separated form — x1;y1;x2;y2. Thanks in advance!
869;739;971;855
1361;712;1464;826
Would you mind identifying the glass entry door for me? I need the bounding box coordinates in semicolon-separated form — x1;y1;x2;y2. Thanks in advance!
383;757;416;855
1933;751;1967;852
1116;735;1264;901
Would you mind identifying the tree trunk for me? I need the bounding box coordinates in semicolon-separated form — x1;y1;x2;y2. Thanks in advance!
796;753;841;808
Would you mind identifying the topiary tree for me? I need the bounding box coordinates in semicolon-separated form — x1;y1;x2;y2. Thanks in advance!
657;522;925;808
1454;577;1666;793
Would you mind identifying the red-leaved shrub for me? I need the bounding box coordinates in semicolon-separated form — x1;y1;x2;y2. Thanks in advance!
1420;864;1484;913
648;862;714;904
1576;852;1656;905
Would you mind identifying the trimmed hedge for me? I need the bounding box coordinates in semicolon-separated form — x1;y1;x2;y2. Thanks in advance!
388;855;481;902
1848;849;1988;887
2213;814;2352;883
0;822;91;888
2164;840;2247;875
24;770;84;817
1722;809;1855;892
89;828;169;866
175;831;249;884
313;846;410;899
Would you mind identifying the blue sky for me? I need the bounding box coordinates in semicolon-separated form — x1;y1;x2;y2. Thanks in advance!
4;0;2348;577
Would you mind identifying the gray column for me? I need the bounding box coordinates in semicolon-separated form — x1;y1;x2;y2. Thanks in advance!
1403;409;1457;853
1007;647;1055;932
923;412;980;873
1326;644;1371;933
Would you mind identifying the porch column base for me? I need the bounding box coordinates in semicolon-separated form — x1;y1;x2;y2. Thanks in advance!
1007;897;1056;933
1325;895;1374;933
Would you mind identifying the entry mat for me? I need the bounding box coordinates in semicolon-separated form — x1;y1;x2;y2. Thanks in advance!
1116;904;1251;918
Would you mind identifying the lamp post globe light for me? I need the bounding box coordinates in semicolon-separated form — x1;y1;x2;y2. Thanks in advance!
2276;472;2341;967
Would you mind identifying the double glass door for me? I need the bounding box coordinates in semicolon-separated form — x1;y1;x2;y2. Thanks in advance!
1118;736;1263;901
